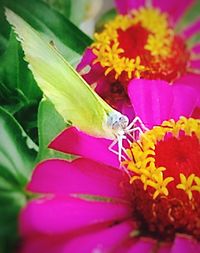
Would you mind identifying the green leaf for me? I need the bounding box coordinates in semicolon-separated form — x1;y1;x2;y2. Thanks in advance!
0;107;36;187
2;0;93;64
0;4;10;54
0;30;41;142
37;99;72;161
0;192;26;253
0;30;41;106
43;0;71;19
0;107;37;253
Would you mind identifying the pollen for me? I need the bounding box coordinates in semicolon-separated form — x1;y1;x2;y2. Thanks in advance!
124;117;200;199
123;117;200;240
91;7;190;84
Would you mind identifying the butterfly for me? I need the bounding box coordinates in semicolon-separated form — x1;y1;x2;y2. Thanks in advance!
6;8;147;161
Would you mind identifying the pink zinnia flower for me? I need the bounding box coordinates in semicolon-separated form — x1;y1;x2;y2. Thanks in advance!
19;81;200;253
77;0;200;118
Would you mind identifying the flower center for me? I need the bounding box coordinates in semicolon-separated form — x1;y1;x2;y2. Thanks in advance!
92;7;190;84
123;117;200;241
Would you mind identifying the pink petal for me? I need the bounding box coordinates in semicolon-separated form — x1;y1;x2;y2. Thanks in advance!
20;220;136;253
176;73;200;106
128;79;173;128
114;0;145;14
190;60;200;69
19;236;65;253
192;44;200;53
192;107;200;119
76;49;105;85
115;0;195;23
153;0;195;24
158;243;172;253
61;220;136;253
49;127;120;168
183;18;200;38
128;79;198;128
171;83;198;120
82;63;105;84
94;78;110;95
121;102;135;122
27;158;133;200
126;237;157;253
76;48;96;72
20;196;132;236
171;234;200;253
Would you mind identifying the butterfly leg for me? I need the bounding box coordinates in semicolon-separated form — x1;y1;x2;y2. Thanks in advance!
126;126;145;138
127;116;149;131
108;136;131;178
108;136;127;162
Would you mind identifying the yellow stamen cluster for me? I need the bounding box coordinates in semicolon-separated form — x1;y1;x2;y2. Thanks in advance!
92;7;173;80
124;117;200;200
177;173;200;200
92;15;145;79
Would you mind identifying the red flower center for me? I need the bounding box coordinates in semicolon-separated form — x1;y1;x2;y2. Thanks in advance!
117;24;149;59
124;118;200;241
91;8;191;104
155;134;200;178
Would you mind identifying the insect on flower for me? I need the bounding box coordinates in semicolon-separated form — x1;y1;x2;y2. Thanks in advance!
6;8;148;161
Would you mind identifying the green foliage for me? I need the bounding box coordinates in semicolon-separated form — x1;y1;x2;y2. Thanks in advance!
0;30;41;142
44;0;97;26
0;107;37;253
43;0;71;19
1;0;92;60
37;99;72;161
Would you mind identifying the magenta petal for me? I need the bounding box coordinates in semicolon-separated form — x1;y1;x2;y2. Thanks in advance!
192;44;200;53
20;196;132;236
128;79;173;128
183;18;200;38
82;63;105;84
21;220;136;253
153;0;195;24
121;102;135;121
20;236;65;253
128;79;198;128
171;83;198;120
158;243;172;253
171;234;200;253
61;220;135;253
126;238;156;253
114;0;145;14
27;158;133;199
190;60;200;69
176;74;200;106
76;48;96;72
49;127;119;168
94;78;110;95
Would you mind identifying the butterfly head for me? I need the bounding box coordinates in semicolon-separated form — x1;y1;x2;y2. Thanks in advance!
106;111;129;135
